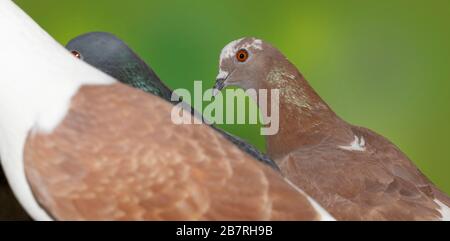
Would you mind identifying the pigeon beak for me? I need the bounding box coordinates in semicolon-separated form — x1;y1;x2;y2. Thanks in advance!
213;70;232;97
212;78;226;97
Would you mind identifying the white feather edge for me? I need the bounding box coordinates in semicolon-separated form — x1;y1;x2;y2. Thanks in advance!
284;178;335;221
434;199;450;221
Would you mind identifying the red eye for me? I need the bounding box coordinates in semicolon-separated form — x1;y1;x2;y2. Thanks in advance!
236;49;249;62
71;50;82;59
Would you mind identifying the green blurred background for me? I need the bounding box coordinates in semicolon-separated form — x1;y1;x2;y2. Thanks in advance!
15;0;450;193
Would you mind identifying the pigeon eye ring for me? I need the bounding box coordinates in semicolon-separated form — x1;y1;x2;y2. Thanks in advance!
236;49;249;62
70;50;83;59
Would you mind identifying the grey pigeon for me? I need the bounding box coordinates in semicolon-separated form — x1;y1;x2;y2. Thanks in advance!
0;1;332;220
66;32;279;170
66;32;172;100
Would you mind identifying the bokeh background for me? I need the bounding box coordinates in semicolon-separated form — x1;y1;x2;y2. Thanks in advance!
15;0;450;193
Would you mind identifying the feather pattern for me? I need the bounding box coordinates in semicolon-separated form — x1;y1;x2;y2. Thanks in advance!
24;84;325;220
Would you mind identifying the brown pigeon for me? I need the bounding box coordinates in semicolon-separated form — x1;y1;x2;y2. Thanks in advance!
213;37;450;221
0;1;333;221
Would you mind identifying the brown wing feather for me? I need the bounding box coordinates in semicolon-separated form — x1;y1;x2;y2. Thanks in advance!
23;83;320;220
278;125;448;220
353;126;450;206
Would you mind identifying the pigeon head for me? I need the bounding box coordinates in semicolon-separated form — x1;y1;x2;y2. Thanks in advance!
213;37;285;95
66;32;172;100
66;32;143;78
213;37;327;115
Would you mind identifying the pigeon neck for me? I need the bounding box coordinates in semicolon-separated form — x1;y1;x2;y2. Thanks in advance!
118;61;171;99
261;61;349;159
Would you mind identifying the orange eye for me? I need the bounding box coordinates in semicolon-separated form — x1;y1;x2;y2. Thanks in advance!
236;49;249;62
71;50;82;59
